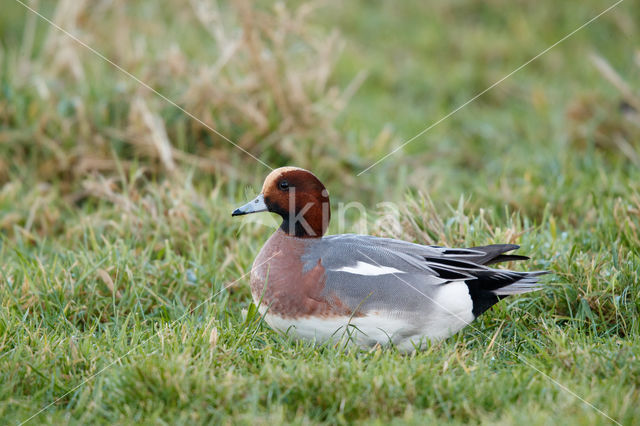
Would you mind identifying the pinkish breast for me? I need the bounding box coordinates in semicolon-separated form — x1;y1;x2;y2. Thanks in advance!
250;230;354;318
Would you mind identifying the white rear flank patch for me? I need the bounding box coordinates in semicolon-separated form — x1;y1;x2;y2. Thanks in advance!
423;281;475;339
333;261;405;276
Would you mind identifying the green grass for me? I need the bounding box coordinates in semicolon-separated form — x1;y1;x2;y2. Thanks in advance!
1;0;640;424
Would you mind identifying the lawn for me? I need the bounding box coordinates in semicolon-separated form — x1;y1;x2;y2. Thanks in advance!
1;0;639;424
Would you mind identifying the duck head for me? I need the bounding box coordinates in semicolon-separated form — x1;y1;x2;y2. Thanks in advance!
232;167;330;238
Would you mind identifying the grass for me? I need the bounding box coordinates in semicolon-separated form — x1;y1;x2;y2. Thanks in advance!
1;0;640;424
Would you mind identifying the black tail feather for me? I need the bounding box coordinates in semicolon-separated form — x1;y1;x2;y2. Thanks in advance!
483;254;530;265
435;243;549;317
454;245;549;317
468;244;528;265
465;270;549;317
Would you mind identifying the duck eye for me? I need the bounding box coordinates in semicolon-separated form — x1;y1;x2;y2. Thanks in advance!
278;180;289;190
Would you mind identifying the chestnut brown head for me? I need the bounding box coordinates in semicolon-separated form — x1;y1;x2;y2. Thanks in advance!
232;167;330;238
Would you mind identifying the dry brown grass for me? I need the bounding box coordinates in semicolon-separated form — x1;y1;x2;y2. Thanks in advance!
371;191;531;249
567;51;640;166
0;0;371;185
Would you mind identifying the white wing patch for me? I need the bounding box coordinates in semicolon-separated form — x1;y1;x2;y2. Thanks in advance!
333;261;406;276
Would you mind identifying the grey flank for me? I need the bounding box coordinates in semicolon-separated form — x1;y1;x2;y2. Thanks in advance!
300;234;549;322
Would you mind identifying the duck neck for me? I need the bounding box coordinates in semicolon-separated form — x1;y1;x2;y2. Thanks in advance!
279;200;330;238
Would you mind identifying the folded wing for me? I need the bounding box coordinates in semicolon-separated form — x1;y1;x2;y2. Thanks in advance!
302;234;549;320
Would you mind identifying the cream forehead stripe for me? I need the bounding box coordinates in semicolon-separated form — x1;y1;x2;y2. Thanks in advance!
261;167;309;192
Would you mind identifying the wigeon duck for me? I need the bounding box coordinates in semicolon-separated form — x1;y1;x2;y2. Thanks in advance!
232;167;548;352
